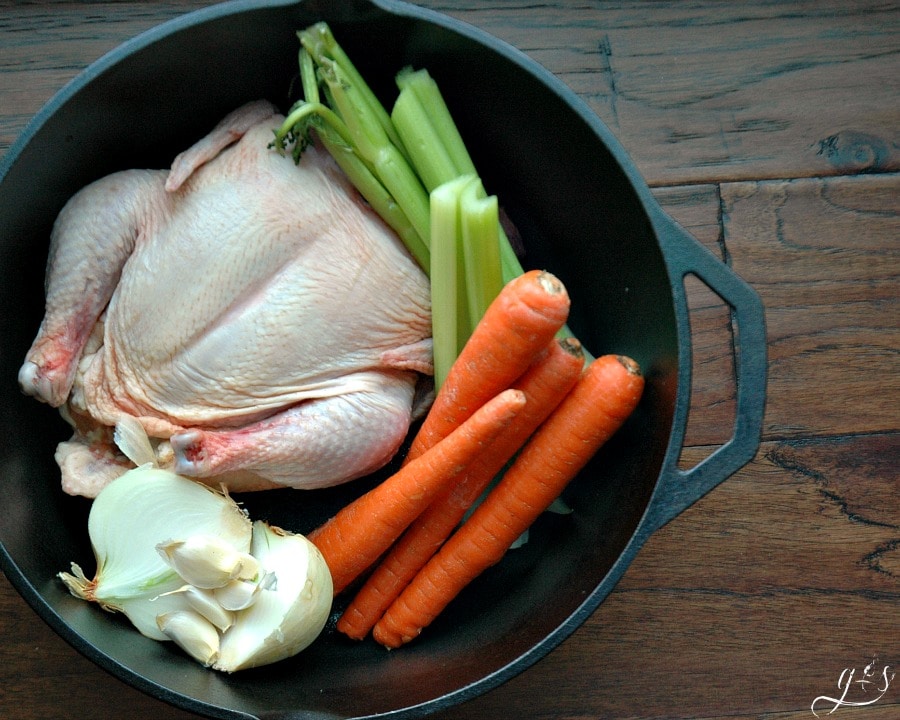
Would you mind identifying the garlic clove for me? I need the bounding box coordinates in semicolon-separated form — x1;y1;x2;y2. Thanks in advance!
214;575;269;612
122;586;201;641
159;585;236;632
234;552;263;583
157;535;256;589
157;610;220;666
214;522;332;672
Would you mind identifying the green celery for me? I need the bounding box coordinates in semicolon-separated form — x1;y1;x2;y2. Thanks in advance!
389;67;517;313
372;145;432;253
396;68;477;177
429;175;475;388
316;57;389;172
460;179;502;329
392;68;589;357
298;23;407;158
274;25;433;273
298;47;319;105
390;66;524;288
453;217;472;372
390;87;459;193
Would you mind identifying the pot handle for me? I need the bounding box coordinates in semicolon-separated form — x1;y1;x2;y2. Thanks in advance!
642;206;767;536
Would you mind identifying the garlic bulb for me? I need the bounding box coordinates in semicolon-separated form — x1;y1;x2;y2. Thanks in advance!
60;462;333;671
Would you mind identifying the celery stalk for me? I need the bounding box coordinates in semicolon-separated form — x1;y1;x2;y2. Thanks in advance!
430;176;474;388
274;27;433;273
373;145;432;250
298;23;407;158
396;68;477;177
430;174;502;388
394;70;589;357
389;66;525;288
460;179;502;328
390;87;459;193
298;47;319;105
316;58;389;172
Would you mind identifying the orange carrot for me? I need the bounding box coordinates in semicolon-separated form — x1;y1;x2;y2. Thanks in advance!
405;269;570;465
372;354;644;648
308;388;527;596
337;337;586;640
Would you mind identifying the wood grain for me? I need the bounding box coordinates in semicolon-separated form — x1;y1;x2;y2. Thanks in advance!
1;2;898;720
420;0;900;184
724;174;900;439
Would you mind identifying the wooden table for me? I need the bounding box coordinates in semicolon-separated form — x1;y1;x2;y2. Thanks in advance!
1;2;897;718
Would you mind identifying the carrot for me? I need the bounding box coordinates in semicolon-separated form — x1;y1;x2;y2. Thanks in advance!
371;354;644;648
404;269;570;465
336;337;585;640
308;388;527;596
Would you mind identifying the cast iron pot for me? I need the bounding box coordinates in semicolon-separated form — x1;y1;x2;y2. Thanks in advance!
0;1;767;718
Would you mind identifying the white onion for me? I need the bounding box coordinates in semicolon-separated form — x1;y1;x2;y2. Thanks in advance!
60;464;333;670
59;465;251;640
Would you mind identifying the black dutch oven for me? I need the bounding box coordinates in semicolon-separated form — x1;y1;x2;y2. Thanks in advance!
0;1;767;718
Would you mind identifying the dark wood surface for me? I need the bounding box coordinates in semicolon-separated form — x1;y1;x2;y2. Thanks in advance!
1;2;897;719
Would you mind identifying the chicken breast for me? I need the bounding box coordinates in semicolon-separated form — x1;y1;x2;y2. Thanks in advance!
19;101;433;497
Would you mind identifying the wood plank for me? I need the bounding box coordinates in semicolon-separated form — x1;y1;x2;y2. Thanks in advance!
722;173;900;439
655;172;900;450
3;1;897;187
623;434;900;593
650;172;900;449
419;0;900;185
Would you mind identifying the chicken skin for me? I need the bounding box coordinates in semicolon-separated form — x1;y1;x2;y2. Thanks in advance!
19;101;432;497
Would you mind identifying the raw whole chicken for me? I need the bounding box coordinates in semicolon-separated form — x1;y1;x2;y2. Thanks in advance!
18;100;433;498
